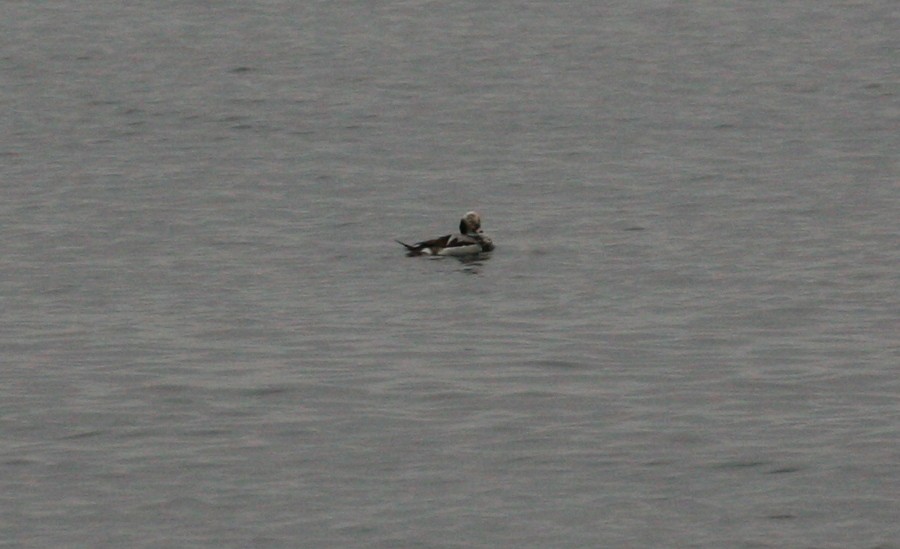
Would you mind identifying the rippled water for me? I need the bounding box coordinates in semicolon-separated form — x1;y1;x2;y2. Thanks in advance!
2;1;898;547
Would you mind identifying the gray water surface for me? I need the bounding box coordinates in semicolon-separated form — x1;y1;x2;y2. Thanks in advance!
2;1;899;547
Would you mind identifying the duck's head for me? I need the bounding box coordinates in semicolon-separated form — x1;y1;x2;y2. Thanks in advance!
459;211;483;236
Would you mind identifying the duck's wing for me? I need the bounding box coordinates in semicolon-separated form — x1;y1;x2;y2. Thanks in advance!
435;234;485;256
396;234;452;256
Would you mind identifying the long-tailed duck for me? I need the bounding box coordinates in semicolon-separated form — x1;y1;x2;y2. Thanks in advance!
397;211;495;257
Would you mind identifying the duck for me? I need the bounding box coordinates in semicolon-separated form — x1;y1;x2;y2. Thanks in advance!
397;211;495;257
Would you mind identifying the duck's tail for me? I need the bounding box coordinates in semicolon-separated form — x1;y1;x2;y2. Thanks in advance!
396;240;423;256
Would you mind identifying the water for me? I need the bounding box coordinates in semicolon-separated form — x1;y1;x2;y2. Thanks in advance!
2;1;898;547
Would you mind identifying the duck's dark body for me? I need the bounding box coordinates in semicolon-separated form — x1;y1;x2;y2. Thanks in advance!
397;211;495;257
396;233;493;256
